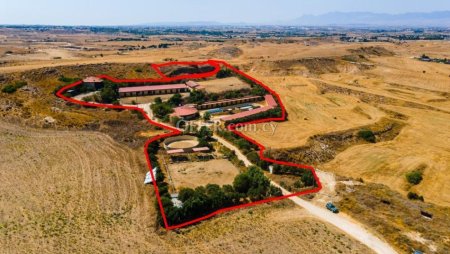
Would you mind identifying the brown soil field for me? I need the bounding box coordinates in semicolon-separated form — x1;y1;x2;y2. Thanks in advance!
168;159;240;190
0;121;373;253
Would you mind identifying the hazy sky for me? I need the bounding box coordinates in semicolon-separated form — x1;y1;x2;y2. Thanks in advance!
1;0;449;25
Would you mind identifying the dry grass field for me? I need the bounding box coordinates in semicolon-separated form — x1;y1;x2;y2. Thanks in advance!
0;121;373;254
197;76;251;93
238;42;450;207
1;28;449;253
168;159;240;190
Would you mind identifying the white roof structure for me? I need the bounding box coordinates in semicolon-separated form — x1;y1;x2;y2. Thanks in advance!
144;167;158;184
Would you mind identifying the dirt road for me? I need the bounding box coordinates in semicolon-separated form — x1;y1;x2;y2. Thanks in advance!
214;134;398;254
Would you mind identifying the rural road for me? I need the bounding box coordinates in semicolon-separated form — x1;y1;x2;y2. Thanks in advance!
214;134;398;254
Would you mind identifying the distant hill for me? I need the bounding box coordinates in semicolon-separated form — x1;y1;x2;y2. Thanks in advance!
135;11;450;28
288;11;450;27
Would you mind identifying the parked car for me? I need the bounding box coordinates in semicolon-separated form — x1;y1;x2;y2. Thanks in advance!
326;202;339;213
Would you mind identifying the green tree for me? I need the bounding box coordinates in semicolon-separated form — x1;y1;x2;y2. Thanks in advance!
168;93;182;106
100;84;118;103
233;173;251;193
198;126;212;140
358;129;376;143
406;170;423;185
170;116;182;127
188;90;206;104
203;111;211;121
151;103;173;119
154;97;163;104
216;68;232;78
301;170;316;187
179;188;196;202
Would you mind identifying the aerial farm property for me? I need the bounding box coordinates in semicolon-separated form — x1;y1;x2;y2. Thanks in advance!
57;60;320;229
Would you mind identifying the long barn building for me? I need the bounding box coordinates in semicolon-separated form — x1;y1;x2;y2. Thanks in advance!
118;84;189;97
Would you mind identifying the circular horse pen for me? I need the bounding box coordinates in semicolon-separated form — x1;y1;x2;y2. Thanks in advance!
163;135;199;150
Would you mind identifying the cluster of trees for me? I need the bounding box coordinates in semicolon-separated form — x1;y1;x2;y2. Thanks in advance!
187;90;207;104
99;82;119;103
167;65;215;77
195;126;213;148
246;151;317;188
216;68;233;79
216;129;257;154
157;166;282;226
150;94;183;121
1;81;27;94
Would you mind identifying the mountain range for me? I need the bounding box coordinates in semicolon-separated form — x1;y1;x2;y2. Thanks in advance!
138;11;450;27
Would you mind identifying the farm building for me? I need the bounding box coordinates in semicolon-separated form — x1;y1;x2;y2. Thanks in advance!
264;94;278;107
220;94;278;122
83;76;104;89
170;105;199;120
118;80;203;98
118;84;189;97
196;95;263;110
185;80;203;90
220;106;274;122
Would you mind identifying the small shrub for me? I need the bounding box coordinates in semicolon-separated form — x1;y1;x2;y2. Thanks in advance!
1;81;27;94
406;170;423;185
1;84;17;93
407;192;424;201
358;129;376;143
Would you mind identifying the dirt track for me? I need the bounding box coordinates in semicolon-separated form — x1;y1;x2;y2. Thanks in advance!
215;133;397;254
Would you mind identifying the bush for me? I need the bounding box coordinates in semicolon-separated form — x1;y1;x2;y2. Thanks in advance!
203;111;211;121
216;68;233;78
1;81;27;94
407;192;424;201
358;129;376;143
1;84;17;93
406;170;423;185
58;75;79;83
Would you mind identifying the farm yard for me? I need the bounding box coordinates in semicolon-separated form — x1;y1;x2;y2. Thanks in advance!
166;159;240;190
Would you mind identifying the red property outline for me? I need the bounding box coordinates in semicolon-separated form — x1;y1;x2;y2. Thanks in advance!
55;59;322;230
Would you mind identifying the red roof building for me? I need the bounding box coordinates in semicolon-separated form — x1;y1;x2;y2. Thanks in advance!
220;106;274;122
196;95;263;110
171;105;199;120
185;80;201;89
264;94;278;107
118;84;189;97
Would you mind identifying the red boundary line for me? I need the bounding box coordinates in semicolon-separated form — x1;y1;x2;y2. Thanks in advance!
55;59;322;230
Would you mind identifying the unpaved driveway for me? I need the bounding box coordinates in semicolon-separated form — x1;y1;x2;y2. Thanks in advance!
214;133;398;254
